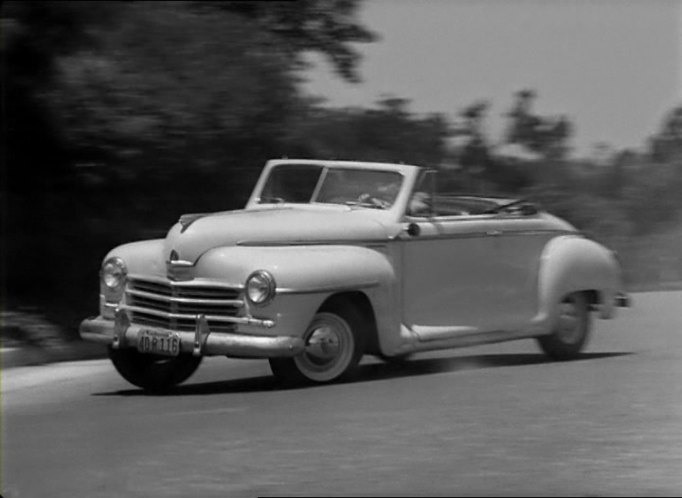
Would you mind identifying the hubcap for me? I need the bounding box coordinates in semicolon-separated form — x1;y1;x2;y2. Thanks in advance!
305;326;341;364
295;313;354;382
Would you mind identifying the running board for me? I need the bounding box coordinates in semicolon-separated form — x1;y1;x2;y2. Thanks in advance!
412;325;480;342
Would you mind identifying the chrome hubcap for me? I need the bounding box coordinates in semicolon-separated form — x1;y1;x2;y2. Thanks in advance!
295;312;354;382
304;326;341;364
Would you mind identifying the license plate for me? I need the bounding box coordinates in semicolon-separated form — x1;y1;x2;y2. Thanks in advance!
137;329;181;357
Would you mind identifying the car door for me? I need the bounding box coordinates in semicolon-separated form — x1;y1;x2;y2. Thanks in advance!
400;205;555;341
400;215;509;340
483;215;560;329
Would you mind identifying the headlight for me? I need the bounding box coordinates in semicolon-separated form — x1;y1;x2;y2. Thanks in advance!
245;270;276;306
102;257;127;291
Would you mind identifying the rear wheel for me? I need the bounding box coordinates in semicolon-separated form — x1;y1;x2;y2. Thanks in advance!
537;292;591;360
108;347;202;393
269;305;365;385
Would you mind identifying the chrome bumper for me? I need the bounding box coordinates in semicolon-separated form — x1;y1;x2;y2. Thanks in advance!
79;312;304;358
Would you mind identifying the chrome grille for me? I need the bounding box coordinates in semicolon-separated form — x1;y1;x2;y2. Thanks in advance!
125;276;243;333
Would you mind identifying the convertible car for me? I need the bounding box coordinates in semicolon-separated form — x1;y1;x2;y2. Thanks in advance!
80;159;630;391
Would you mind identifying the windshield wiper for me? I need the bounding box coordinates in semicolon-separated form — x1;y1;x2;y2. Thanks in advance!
259;196;286;204
481;198;530;214
343;200;386;210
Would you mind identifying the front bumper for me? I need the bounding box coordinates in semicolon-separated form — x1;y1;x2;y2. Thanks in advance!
80;312;304;358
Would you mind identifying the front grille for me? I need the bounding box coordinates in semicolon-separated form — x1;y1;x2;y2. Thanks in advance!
125;276;243;333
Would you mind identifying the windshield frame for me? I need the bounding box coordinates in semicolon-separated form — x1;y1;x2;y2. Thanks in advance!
253;162;408;211
246;160;425;221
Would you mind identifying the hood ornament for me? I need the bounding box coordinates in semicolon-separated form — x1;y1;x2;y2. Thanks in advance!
167;249;194;281
179;212;211;233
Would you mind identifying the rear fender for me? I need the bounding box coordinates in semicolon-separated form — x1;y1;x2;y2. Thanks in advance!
533;235;620;333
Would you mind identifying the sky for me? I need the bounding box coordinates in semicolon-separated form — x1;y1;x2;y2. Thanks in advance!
304;0;681;156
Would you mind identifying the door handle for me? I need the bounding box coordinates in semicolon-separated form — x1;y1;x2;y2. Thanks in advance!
486;230;502;236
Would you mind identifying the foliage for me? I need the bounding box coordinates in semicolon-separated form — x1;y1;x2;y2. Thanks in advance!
650;105;682;162
197;0;378;82
44;3;299;175
283;96;451;166
503;89;573;159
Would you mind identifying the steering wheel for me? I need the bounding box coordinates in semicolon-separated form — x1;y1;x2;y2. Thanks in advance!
358;193;391;209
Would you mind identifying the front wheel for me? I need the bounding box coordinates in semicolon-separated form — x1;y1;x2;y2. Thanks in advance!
269;307;365;385
536;292;591;360
108;347;202;393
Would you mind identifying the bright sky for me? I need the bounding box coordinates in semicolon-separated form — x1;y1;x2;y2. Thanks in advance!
304;0;681;156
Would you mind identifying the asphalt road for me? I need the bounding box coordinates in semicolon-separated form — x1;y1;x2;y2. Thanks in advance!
3;291;682;497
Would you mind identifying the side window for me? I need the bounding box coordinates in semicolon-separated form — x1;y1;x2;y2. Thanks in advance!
406;170;483;218
406;170;435;217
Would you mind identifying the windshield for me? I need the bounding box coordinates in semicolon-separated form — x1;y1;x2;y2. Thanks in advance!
258;164;403;210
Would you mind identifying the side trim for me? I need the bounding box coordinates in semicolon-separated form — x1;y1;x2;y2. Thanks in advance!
412;324;480;341
277;280;380;295
406;327;544;354
397;228;576;242
237;239;388;247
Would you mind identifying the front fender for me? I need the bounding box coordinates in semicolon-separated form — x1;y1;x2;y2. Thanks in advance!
99;240;165;316
103;239;166;276
195;245;398;341
533;235;621;332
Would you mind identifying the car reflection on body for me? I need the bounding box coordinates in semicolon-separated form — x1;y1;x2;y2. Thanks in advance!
80;159;630;391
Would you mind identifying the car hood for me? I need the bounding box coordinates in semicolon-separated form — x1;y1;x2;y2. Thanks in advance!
162;207;391;263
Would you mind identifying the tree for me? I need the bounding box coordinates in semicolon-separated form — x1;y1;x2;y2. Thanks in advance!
3;1;377;190
283;97;451;167
503;89;573;159
199;0;377;83
650;105;682;162
2;1;123;191
45;3;300;174
448;101;491;191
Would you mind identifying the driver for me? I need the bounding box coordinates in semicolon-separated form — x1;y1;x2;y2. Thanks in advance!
407;191;431;216
358;178;401;208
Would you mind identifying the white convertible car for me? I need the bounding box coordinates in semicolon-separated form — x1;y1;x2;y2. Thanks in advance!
80;159;630;391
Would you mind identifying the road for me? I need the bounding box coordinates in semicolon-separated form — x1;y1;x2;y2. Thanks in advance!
3;291;682;497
